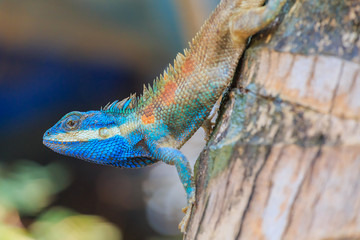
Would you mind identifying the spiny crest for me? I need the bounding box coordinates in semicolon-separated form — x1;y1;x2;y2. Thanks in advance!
101;93;138;114
104;38;196;111
137;49;189;105
110;1;220;111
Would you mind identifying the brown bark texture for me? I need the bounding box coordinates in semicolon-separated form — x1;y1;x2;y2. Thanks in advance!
185;0;360;239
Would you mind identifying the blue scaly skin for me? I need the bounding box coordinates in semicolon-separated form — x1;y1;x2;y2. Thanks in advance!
43;0;285;232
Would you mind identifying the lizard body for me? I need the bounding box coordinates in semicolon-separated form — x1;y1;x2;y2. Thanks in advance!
43;0;285;232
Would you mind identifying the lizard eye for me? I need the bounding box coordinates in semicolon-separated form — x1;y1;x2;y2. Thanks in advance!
63;114;80;131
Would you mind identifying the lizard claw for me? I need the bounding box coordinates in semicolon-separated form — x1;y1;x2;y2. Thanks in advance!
202;119;215;141
182;205;189;214
179;195;195;233
202;109;217;141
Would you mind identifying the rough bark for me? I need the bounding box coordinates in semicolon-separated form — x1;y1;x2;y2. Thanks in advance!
185;0;360;239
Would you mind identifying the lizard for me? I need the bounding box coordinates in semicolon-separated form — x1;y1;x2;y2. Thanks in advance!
43;0;286;233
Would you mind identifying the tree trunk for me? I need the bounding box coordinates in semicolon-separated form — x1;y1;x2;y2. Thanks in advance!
185;0;360;239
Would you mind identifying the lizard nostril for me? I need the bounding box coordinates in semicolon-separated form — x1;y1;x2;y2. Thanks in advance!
44;130;51;138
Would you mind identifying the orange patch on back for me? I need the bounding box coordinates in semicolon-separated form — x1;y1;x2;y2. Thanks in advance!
181;57;195;75
141;114;155;124
142;103;155;125
161;81;177;106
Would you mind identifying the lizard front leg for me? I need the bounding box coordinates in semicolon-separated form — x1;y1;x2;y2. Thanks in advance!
146;143;195;232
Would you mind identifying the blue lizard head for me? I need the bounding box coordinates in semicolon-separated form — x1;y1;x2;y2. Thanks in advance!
43;110;157;168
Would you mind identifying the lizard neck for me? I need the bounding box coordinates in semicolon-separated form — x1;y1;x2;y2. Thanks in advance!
134;1;247;149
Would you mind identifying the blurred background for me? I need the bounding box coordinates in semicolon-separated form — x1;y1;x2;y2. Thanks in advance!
0;0;218;239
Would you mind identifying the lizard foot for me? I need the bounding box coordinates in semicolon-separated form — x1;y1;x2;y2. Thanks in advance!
202;118;215;141
201;102;219;141
178;195;195;233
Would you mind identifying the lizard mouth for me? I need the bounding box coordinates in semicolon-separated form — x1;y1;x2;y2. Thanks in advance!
43;139;80;146
43;139;88;160
43;139;64;146
43;139;80;153
43;139;64;148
